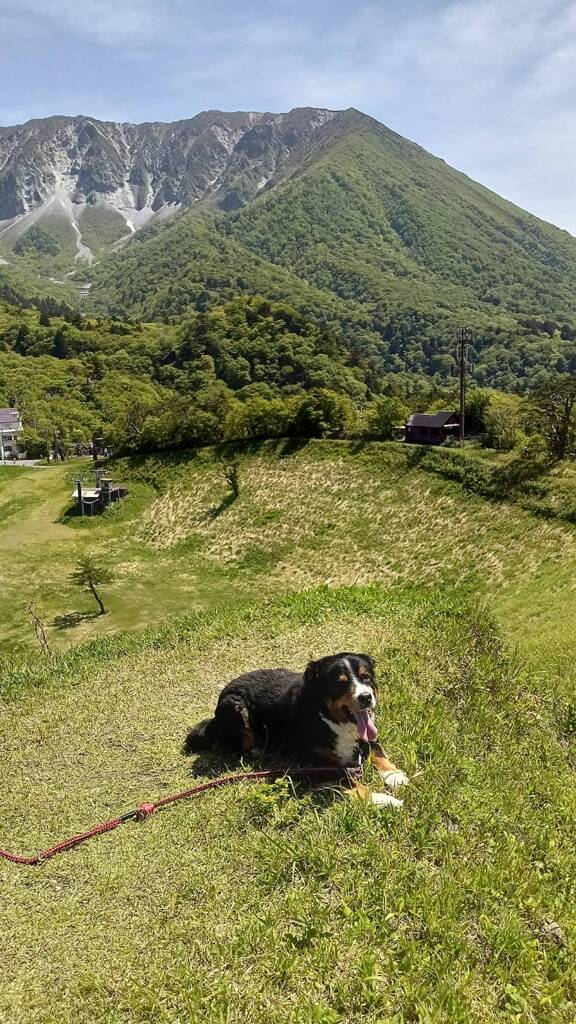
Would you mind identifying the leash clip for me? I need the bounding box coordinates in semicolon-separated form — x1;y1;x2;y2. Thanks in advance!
135;803;156;821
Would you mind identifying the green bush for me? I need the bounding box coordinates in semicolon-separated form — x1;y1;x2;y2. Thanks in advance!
364;396;409;439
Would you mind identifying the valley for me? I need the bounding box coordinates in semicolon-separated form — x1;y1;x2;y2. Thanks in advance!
1;441;575;697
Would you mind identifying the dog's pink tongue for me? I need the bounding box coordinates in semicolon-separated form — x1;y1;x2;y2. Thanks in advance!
356;710;378;742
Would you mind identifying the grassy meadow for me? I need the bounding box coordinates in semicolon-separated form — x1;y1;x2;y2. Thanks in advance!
2;440;576;660
1;441;576;1023
1;586;575;1024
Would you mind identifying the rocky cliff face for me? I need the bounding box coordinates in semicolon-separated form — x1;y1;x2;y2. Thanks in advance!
0;107;338;229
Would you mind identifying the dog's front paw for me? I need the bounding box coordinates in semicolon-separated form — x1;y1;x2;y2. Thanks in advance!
381;769;409;791
370;791;403;809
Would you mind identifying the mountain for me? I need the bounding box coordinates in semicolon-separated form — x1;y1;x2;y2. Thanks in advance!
2;106;576;390
0;108;339;265
88;107;576;318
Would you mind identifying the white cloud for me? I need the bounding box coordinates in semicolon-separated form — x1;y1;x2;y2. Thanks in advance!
0;0;575;231
12;0;160;45
194;0;576;233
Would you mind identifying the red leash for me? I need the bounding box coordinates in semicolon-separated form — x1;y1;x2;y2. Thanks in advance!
0;767;350;866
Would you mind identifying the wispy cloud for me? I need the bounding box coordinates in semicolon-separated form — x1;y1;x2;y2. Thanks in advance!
13;0;160;45
0;0;575;231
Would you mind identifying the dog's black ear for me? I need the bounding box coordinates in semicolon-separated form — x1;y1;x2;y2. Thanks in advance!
304;660;319;687
359;654;376;674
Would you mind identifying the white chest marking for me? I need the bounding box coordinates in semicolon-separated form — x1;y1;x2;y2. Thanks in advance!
320;715;361;767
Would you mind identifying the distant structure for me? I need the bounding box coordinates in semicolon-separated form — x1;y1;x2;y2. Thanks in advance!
0;408;23;460
72;477;127;516
454;327;474;440
404;411;460;446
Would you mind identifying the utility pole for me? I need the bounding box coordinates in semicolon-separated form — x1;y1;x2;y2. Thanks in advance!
76;478;84;517
455;328;474;441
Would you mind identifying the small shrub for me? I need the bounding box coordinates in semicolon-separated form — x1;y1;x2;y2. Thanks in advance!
243;777;305;828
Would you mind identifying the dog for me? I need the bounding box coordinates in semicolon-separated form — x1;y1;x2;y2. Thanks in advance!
184;652;408;808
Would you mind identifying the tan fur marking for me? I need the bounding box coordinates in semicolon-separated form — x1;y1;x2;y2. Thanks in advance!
368;740;397;774
371;753;399;775
346;780;373;802
327;688;355;723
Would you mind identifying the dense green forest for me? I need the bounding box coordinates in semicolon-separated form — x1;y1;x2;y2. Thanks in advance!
83;211;576;392
0;295;377;453
1;292;574;458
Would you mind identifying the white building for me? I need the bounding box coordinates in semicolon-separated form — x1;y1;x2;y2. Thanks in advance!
0;408;23;460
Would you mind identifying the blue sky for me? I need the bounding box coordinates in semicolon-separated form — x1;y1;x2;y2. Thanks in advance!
1;0;575;233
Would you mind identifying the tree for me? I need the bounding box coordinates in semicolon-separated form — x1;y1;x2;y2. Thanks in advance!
465;388;493;435
484;393;525;450
20;428;50;459
71;555;114;615
222;460;240;498
291;389;357;438
528;376;576;459
224;396;289;440
365;396;409;439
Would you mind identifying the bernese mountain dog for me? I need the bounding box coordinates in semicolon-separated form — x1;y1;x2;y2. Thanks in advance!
184;652;408;808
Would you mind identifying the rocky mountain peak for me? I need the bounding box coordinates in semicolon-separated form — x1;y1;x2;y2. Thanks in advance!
0;107;341;238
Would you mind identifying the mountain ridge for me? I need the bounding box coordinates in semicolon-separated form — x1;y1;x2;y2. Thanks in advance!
0;106;343;225
2;103;576;395
87;108;576;324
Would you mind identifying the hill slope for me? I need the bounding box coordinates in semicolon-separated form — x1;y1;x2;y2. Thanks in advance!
2;440;576;656
1;585;575;1023
86;109;576;385
87;108;576;322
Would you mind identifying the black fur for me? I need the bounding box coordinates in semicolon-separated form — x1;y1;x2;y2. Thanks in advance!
183;653;377;768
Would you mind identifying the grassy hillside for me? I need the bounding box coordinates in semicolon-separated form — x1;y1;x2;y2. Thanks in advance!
2;441;576;666
1;585;575;1023
227;112;576;319
2;443;576;1022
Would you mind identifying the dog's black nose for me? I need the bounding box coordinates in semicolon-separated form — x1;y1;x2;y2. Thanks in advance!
358;692;373;708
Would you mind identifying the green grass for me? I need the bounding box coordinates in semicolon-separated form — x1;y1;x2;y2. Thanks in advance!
2;444;576;1021
399;444;576;703
1;585;575;1023
3;441;576;662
